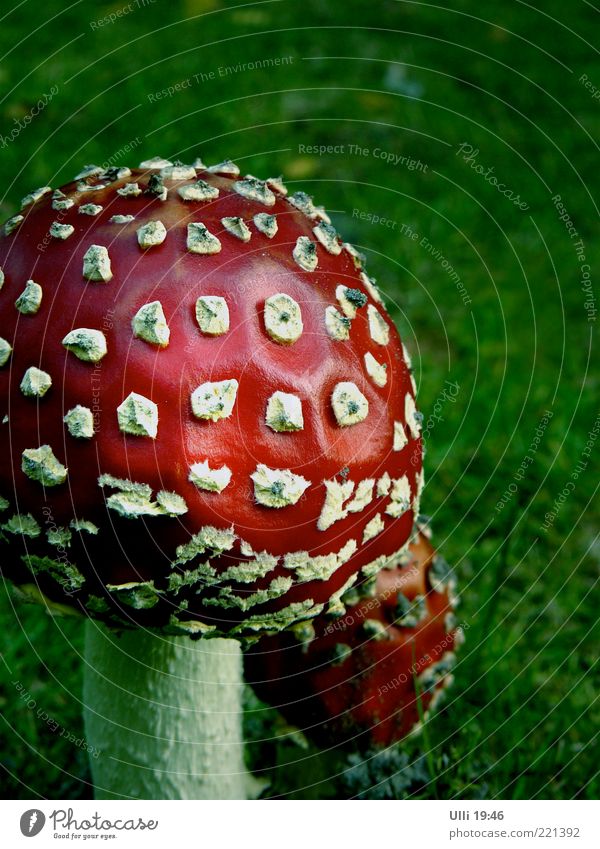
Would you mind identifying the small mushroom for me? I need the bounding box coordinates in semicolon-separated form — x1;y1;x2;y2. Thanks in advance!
245;527;460;749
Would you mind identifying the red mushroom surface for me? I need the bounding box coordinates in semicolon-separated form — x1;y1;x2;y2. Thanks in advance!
245;526;460;748
0;158;423;639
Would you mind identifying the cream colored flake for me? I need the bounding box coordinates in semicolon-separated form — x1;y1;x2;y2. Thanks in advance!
169;557;216;592
253;212;278;238
146;182;169;202
232;599;324;635
105;490;163;518
20;367;52;398
317;478;354;531
367;304;390;345
347;479;375;513
195;296;229;336
402;342;413;370
331;381;369;427
186;222;221;254
76;182;107;194
49;222;74;240
98;475;152;497
100;475;185;518
22;445;67;487
265;391;304;432
79;203;103;216
293;236;318;271
343;242;366;268
313;205;331;224
132;301;170;347
195;525;236;554
360;271;384;304
251;464;310;508
221;552;278;583
264;293;303;344
284;539;357;583
75;165;103;180
178;180;219;202
140;156;173;169
161;164;196;180
414;468;425;515
336;285;367;318
393;420;408;451
385;475;411;518
205;576;293;611
155;491;188;516
377;472;392;497
137;219;167;248
52;191;75;211
284;551;338;583
0;268;4;289
313;221;342;255
405;393;421;439
325;306;351;341
109;214;135;224
266;176;287;195
240;540;254;557
233;177;275;206
0;338;12;367
64;405;94;439
5;215;24;235
363;619;388;641
47;527;72;547
21;186;51;208
189;460;232;493
83;245;112;281
168;618;217;637
207;160;239;176
326;573;359;617
191;379;238;421
147;182;167;201
2;513;41;537
62;328;107;363
221;216;251;242
15;280;42;315
53;198;75;211
174;525;236;566
70;518;99;535
338;538;358;564
101;166;131;181
117;392;158;438
364;351;387;387
363;513;385;543
117;182;142;197
288;192;316;216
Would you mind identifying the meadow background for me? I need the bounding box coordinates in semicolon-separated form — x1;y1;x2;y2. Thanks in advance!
0;0;598;799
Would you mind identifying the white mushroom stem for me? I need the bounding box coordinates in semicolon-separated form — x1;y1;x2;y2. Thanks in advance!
83;621;261;799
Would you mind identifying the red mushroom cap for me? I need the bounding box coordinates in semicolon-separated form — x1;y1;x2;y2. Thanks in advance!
0;159;423;638
245;528;459;746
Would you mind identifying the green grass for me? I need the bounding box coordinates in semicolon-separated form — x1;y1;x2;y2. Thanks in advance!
0;0;598;799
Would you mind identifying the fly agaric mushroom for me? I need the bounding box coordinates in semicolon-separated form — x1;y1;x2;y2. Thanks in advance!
0;156;423;799
245;523;460;748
